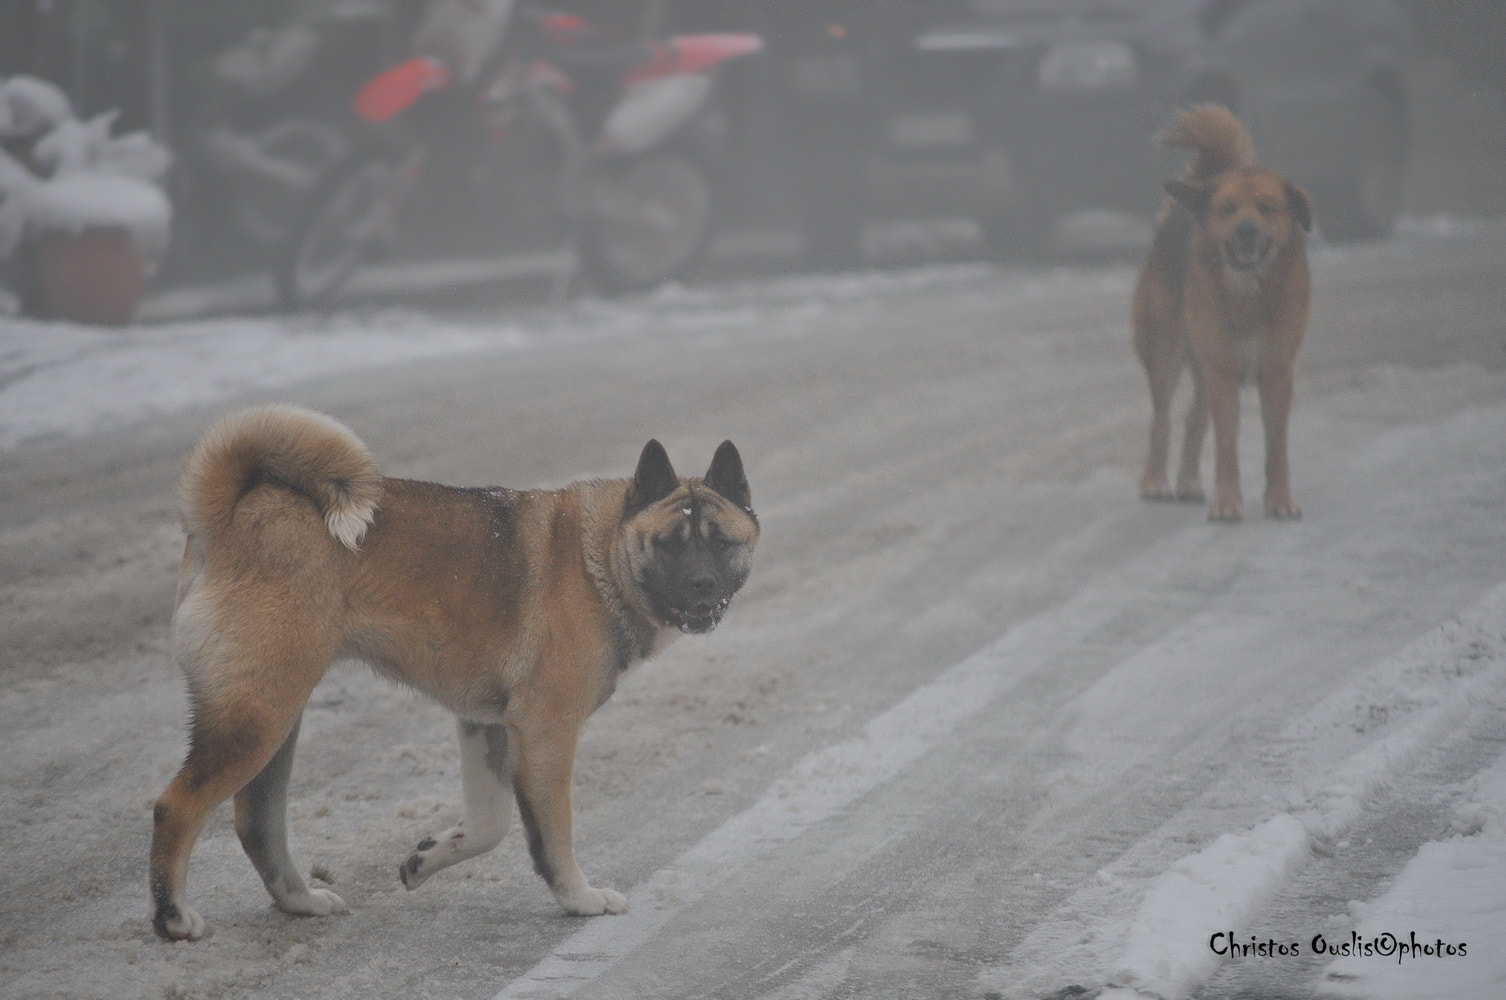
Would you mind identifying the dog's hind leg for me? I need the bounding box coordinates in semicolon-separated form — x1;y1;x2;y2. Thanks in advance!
234;717;348;918
1134;291;1188;501
151;701;319;940
399;721;513;890
1135;341;1177;499
150;597;339;941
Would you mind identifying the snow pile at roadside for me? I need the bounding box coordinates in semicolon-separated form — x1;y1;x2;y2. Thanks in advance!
1104;815;1311;999
0;260;1052;451
1316;755;1506;999
0;312;517;448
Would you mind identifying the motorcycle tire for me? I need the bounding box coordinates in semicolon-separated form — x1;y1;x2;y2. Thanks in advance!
1316;85;1408;243
579;148;714;294
276;149;414;310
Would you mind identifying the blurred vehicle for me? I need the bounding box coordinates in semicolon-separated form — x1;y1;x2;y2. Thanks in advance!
277;1;761;308
190;3;402;261
775;0;1411;265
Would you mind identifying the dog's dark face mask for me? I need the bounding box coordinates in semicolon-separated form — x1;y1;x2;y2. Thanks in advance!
622;440;759;634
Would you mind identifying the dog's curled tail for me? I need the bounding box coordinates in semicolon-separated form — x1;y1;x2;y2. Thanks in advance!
1162;103;1253;181
180;404;382;552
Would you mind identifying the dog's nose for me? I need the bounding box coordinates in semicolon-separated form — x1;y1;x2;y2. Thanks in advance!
1234;219;1260;248
687;572;718;597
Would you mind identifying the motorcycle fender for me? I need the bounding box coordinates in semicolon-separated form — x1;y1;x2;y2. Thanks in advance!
600;75;712;155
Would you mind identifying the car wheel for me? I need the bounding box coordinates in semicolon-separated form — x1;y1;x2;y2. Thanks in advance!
1319;87;1407;242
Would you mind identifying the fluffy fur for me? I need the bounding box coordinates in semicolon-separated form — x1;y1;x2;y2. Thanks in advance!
1132;104;1313;521
150;405;758;940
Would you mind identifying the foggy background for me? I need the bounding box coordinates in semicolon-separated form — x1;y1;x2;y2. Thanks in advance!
1;0;1502;300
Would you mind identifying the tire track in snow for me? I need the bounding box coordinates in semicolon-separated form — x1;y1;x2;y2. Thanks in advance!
490;521;1227;999
985;578;1506;1000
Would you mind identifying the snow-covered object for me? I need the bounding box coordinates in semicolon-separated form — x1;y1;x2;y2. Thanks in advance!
33;113;173;183
0;148;36;258
0;76;74;138
0;77;174;269
92;130;174;184
31;112;117;174
214;25;321;96
27;173;172;264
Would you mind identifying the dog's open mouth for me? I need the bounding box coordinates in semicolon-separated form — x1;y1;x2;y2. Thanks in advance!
667;597;730;634
1224;234;1272;273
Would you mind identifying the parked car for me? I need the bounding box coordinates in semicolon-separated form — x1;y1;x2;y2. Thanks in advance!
773;0;1411;265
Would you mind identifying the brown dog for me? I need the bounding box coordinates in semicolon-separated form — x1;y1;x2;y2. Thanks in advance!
1133;104;1312;521
149;404;758;940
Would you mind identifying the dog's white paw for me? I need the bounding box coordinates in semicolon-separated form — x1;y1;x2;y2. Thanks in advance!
277;887;348;917
153;903;205;941
557;886;629;916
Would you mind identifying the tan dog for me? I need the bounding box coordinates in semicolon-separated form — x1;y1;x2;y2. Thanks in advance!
1133;104;1312;521
149;404;758;940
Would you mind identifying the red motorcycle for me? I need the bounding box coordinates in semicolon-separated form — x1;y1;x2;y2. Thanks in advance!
276;5;761;308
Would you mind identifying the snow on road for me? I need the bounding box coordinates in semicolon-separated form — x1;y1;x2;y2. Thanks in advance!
0;311;511;448
1094;583;1506;1000
3;219;1504;1000
1317;754;1506;999
0;262;1028;450
0;216;1485;453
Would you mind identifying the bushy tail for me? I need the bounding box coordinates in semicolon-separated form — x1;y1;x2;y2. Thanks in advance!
180;404;382;552
1161;103;1253;181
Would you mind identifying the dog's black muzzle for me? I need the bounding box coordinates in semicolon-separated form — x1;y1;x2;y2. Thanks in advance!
666;571;732;634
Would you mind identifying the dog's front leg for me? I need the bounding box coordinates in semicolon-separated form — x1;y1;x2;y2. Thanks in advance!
1257;354;1301;518
509;716;628;916
1174;359;1209;501
1196;348;1246;522
400;720;513;890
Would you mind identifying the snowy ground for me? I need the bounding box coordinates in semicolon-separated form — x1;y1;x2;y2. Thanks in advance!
2;216;1505;1000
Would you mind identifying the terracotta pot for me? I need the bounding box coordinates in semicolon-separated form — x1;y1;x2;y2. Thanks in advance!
32;227;145;325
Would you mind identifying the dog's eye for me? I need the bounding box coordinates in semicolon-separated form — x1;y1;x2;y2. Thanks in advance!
654;533;686;555
1257;201;1279;217
708;534;737;554
1217;202;1238;217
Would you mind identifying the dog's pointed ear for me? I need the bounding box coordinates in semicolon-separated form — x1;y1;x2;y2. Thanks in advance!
704;440;751;509
1165;178;1211;217
1285;179;1314;233
625;439;678;516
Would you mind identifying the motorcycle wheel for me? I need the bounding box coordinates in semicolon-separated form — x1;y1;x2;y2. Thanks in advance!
1316;86;1407;243
579;149;713;294
276;151;412;310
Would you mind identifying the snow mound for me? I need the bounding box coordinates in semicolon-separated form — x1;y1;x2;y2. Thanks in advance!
1316;754;1506;999
26;173;172;259
0;75;174;270
0;75;73;137
1107;815;1310;998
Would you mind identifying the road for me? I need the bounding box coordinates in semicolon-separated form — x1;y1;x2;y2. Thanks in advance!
2;217;1504;1000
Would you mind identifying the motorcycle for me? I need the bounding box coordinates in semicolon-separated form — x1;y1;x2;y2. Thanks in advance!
276;3;761;309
